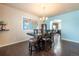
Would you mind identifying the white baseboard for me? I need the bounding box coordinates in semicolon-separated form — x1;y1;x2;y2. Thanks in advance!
0;39;28;48
1;37;79;48
62;38;79;43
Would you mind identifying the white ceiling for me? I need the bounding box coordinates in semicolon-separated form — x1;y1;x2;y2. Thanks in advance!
3;3;79;17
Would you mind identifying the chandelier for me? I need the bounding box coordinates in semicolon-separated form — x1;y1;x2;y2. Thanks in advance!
40;4;48;22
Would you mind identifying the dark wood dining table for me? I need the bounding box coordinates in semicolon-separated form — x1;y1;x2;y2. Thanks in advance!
27;32;52;50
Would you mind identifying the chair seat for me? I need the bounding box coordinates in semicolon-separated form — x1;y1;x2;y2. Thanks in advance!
28;38;38;55
29;38;37;42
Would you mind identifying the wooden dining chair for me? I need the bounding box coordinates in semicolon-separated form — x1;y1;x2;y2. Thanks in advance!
29;29;39;56
28;38;38;56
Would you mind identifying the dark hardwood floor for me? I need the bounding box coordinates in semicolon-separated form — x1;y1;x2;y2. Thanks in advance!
61;40;79;56
0;40;79;56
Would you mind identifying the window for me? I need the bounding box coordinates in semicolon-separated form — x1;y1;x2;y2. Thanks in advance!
22;16;32;31
50;20;53;30
22;16;38;31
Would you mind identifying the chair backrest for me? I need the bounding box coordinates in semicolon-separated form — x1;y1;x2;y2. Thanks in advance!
41;24;47;34
34;29;38;34
34;29;38;39
54;33;61;45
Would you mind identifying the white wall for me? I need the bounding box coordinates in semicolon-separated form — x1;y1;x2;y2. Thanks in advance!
0;4;40;47
0;4;3;21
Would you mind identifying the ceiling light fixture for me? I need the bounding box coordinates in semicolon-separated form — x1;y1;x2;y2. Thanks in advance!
40;4;48;22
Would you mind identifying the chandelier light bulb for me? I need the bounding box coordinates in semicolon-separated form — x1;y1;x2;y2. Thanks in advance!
40;18;42;20
46;17;48;20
